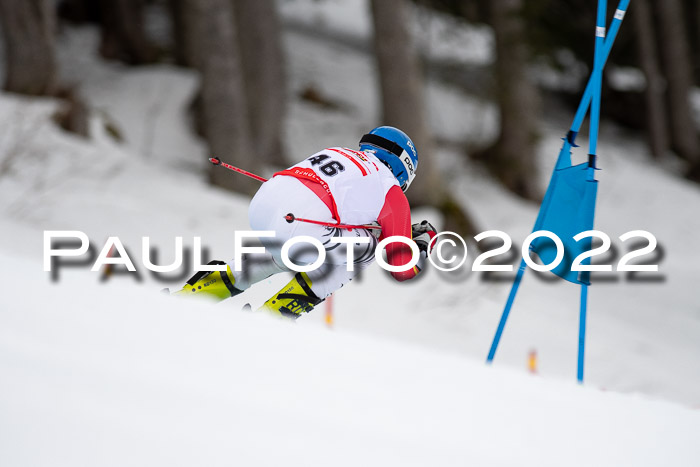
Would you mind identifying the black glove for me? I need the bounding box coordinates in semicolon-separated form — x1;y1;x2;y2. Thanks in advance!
411;220;437;273
412;220;437;255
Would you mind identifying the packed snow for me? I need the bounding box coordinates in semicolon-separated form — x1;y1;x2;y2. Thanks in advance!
1;253;699;467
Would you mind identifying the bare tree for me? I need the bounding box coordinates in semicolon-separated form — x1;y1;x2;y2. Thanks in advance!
233;0;287;167
480;0;539;200
697;2;700;84
169;0;198;67
370;0;477;235
0;0;56;96
632;0;669;159
185;0;259;195
370;0;432;197
654;0;699;167
693;0;700;84
98;0;156;65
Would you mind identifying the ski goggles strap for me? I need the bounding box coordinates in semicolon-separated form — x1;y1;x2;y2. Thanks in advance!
359;133;404;157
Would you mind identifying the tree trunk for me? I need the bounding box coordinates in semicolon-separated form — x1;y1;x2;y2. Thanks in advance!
186;0;259;195
693;0;700;84
169;0;198;67
483;0;539;201
632;0;669;159
233;0;288;167
56;0;100;24
0;0;56;96
369;0;477;236
697;0;700;84
370;0;433;203
654;0;699;165
98;0;156;65
371;0;476;235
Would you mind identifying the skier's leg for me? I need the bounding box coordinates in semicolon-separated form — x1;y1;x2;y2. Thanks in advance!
305;248;375;299
258;227;377;318
257;271;324;319
172;177;305;302
256;260;374;319
304;225;377;299
172;260;243;301
229;251;288;290
173;250;289;301
176;174;376;314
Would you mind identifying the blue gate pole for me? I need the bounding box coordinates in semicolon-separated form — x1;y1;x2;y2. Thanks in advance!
487;259;527;363
589;0;607;158
577;0;607;384
578;284;588;382
570;0;630;141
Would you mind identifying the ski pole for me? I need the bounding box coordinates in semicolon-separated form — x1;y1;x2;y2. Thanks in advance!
283;213;381;231
209;157;269;183
209;157;382;232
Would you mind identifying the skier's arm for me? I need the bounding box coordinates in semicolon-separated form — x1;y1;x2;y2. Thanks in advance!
376;185;419;282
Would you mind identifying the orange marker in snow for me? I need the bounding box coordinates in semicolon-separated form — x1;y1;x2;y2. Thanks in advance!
528;350;538;374
325;295;334;327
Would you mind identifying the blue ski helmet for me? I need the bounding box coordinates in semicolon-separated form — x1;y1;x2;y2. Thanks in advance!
359;126;418;192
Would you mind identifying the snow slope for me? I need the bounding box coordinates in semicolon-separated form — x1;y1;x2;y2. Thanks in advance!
0;5;700;461
1;252;699;467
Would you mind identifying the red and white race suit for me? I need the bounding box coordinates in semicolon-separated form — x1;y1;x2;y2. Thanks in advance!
236;147;419;299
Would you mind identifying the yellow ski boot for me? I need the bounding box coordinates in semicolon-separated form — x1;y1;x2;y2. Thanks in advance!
173;260;242;301
258;272;323;319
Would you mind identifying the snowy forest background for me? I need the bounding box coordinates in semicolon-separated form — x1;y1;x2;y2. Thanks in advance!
1;1;700;465
3;0;700;214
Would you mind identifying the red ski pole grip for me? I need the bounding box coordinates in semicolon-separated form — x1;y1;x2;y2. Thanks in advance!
209;157;221;165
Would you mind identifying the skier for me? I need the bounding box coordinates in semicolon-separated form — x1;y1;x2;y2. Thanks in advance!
173;126;437;318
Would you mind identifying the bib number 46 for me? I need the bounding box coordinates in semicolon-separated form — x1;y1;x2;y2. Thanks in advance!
308;154;345;177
